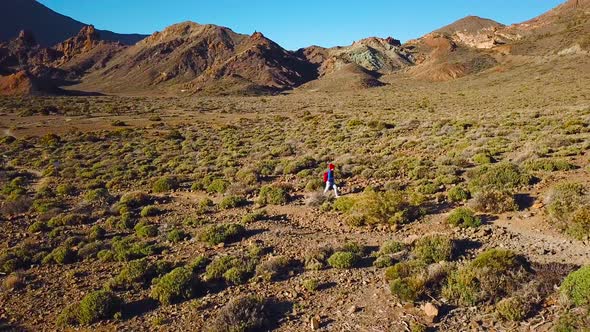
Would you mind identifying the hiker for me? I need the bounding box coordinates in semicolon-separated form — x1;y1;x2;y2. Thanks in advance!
323;163;340;197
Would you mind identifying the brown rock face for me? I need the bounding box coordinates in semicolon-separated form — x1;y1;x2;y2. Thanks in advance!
0;31;61;70
0;70;37;95
55;25;102;61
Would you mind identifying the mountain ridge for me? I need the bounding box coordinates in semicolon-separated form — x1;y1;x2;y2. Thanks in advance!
0;0;147;47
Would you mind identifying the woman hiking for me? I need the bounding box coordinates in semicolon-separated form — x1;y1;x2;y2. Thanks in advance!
323;163;340;197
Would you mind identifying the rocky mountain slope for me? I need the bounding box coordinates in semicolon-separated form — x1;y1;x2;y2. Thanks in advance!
0;25;126;96
1;0;587;95
75;22;316;94
0;0;146;47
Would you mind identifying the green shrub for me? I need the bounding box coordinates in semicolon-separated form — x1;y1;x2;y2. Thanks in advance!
205;255;236;281
553;311;590;332
119;192;151;208
412;235;453;264
210;296;269;332
257;185;289;205
248;244;264;259
305;179;324;192
384;260;426;281
89;225;106;240
28;221;48;233
236;169;259;185
496;296;529;321
57;290;122;326
222;267;250;285
56;183;76;196
78;242;103;260
523;158;575;172
255;256;290;281
342;188;420;226
467;162;532;193
205;255;255;284
546;183;590;240
443;249;528;306
303;278;319;292
198;223;245;245
188;255;209;273
107;259;171;290
84;188;111;203
304;246;333;271
242;209;267;223
560;266;590;307
111;237;159;262
333;196;356;213
447;207;481;228
389;275;426;302
327;251;359;269
196;198;216;214
167;229;189;243
0;242;38;273
152;176;178;193
150;267;200;305
376;240;405;256
219;195;247;209
78;290;122;324
44;246;76;265
373;240;405;268
135;222;159;238
97;250;114;262
448;186;469;202
140;205;160;217
471;189;518;214
567;207;590;240
207;179;230;194
47;213;89;228
373;255;395;268
283;156;316;175
473;152;495;165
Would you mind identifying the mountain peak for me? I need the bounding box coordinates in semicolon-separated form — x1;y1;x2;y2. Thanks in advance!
436;15;504;35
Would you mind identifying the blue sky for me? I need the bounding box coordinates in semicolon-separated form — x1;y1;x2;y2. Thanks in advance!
38;0;565;50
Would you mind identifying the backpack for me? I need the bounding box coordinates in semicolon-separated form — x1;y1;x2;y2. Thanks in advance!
323;172;328;183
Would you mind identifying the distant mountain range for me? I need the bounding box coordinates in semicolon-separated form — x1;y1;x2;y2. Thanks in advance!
0;0;147;47
0;0;588;96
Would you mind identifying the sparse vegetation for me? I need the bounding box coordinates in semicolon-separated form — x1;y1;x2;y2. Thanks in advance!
327;251;359;269
210;296;270;332
412;235;453;264
150;267;200;305
447;207;481;228
1;19;589;329
198;223;246;245
57;290;122;326
257;185;289;205
545;182;590;240
560;266;590;307
443;249;529;306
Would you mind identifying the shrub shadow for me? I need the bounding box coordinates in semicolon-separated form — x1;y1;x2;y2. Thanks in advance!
124;298;159;319
453;239;482;259
479;214;498;224
266;299;293;330
317;281;337;291
515;194;535;210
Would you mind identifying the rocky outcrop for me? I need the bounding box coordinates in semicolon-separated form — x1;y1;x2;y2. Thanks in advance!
55;26;101;61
